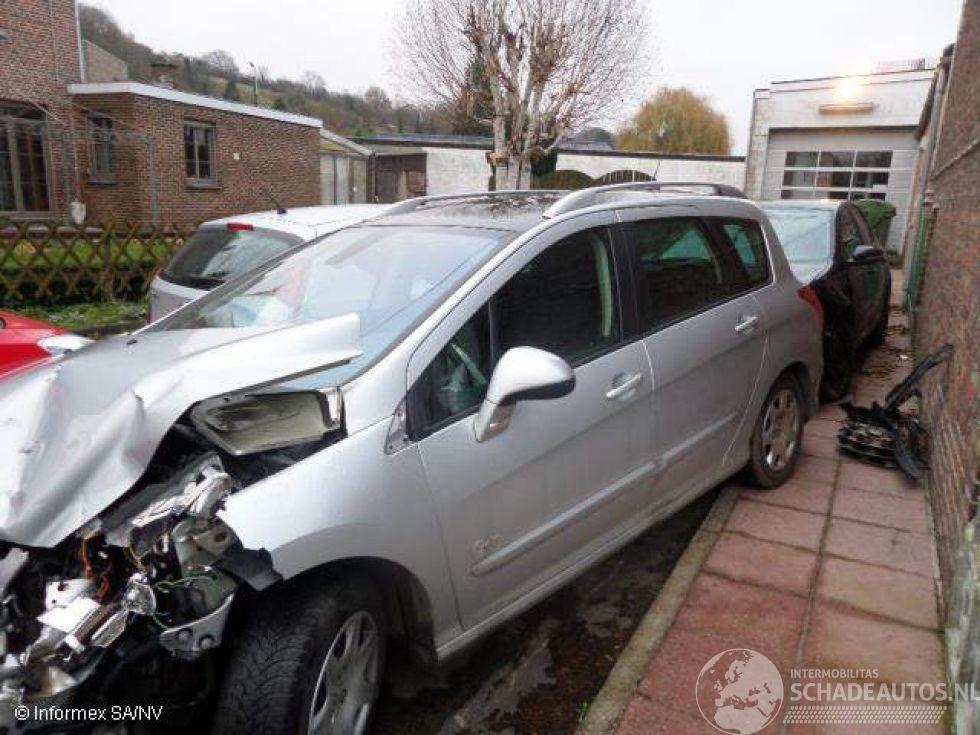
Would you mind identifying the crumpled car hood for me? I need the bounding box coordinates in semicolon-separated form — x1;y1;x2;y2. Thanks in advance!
0;314;362;547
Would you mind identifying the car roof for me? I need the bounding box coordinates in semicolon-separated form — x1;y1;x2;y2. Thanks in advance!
369;188;756;233
758;200;843;212
372;192;564;233
203;204;390;238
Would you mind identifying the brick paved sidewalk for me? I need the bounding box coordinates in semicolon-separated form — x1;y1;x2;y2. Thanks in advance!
614;299;947;733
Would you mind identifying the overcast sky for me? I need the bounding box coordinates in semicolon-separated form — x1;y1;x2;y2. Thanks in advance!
87;0;963;154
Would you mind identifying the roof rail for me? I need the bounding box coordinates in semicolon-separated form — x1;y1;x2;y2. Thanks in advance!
541;181;747;219
382;189;563;216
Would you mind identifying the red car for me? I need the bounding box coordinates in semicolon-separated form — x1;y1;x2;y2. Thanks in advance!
0;310;87;378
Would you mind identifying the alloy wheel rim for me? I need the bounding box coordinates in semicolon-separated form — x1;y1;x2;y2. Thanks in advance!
761;388;800;472
309;611;380;735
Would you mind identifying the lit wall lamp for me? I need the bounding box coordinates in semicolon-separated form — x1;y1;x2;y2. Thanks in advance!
819;102;876;114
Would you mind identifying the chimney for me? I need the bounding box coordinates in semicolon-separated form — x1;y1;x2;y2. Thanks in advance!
149;58;179;89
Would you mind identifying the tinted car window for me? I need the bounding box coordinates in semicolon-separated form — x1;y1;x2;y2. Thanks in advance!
414;306;493;431
496;227;620;365
719;219;769;287
838;209;862;260
412;227;620;433
163;227;302;288
630;218;729;330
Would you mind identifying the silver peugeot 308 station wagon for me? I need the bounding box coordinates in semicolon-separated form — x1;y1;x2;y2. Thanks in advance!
0;184;822;734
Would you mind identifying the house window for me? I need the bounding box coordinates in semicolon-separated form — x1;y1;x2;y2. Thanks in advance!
184;122;216;185
88;115;115;183
0;106;51;214
780;149;892;202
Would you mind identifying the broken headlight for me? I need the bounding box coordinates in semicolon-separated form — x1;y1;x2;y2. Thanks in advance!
190;388;342;456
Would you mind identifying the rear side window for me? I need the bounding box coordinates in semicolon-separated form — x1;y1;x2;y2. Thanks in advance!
629;218;731;331
163;227;302;288
718;219;770;287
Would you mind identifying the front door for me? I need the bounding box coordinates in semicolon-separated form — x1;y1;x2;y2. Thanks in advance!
622;212;768;504
409;222;656;628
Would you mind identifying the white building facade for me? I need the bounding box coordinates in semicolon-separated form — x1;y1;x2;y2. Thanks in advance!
353;134;746;202
744;63;935;252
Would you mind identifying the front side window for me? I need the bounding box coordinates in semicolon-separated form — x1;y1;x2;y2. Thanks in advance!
88;115;115;182
496;227;620;365
413;307;493;431
184;122;216;184
837;209;863;259
412;226;621;433
630;218;729;331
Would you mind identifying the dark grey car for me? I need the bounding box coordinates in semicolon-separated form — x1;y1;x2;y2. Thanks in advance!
760;200;891;399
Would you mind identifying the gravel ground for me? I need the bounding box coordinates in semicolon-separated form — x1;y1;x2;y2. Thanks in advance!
372;490;717;735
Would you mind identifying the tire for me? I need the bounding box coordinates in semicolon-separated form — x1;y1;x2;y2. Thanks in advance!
746;374;805;488
212;575;387;735
866;280;891;347
820;319;856;402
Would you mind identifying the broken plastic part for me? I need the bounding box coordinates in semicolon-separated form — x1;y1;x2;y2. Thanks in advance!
191;389;341;456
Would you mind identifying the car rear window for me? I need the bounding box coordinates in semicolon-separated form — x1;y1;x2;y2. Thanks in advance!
162;227;303;289
762;208;833;264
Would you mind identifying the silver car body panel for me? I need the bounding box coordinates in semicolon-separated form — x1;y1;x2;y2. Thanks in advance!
0;314;361;546
0;193;822;669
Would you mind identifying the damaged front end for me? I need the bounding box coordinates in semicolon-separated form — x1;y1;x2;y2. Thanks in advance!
0;386;345;727
0;316;361;728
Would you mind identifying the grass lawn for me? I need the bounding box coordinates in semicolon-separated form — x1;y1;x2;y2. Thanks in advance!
18;299;148;331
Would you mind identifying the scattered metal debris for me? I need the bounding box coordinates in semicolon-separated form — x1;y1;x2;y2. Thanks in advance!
839;343;954;480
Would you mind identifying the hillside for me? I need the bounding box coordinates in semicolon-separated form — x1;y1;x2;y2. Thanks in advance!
78;4;457;137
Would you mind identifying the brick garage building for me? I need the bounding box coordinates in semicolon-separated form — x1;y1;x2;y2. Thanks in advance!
69;83;321;227
1;0;322;227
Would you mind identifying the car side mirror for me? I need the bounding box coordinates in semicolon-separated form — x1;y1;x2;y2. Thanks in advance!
850;244;885;264
473;347;575;442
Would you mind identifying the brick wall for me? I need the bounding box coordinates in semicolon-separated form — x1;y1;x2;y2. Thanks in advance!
914;0;980;604
0;0;82;217
78;93;320;228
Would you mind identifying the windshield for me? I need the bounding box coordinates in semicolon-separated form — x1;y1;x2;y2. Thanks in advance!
762;208;834;266
163;227;303;289
155;225;510;378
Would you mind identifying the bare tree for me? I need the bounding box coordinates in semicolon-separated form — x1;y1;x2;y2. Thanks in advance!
300;71;327;100
394;0;651;188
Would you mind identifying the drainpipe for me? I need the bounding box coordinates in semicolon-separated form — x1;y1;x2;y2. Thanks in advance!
904;46;952;314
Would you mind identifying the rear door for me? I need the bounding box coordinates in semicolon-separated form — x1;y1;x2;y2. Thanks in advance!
408;216;657;628
620;207;769;505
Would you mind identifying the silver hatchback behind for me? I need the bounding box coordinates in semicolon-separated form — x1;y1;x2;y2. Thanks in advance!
0;184;822;734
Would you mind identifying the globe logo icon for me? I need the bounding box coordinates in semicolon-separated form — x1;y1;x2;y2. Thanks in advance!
695;648;784;734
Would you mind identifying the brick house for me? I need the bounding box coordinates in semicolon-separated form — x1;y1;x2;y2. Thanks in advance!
902;0;980;726
0;0;321;228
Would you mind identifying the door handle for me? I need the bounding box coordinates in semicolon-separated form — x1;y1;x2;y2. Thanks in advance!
605;372;643;400
734;314;760;335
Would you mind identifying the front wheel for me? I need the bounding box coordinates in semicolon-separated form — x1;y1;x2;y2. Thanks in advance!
746;374;804;488
212;575;386;735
